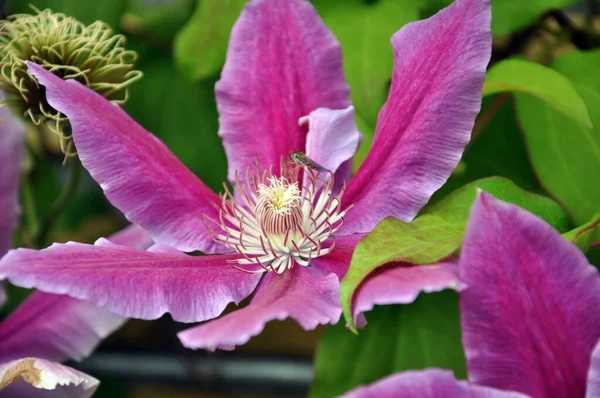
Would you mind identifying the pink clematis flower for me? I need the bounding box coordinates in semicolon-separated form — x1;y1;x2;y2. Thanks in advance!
0;98;154;396
0;0;491;351
342;192;600;398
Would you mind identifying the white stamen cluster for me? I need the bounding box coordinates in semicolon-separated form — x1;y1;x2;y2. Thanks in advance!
204;162;351;274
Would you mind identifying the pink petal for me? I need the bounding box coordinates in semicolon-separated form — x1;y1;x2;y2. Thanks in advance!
0;291;124;363
178;265;341;351
341;0;491;234
304;106;362;188
352;260;463;327
460;193;600;398
0;240;262;323
105;224;153;249
310;234;363;279
0;358;98;398
587;339;600;398
27;62;223;254
216;0;350;185
340;369;528;398
0;94;26;257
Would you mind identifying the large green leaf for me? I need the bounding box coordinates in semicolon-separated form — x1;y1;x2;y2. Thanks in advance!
174;0;246;82
313;0;421;135
516;50;600;225
310;291;466;398
423;0;578;36
484;59;591;128
10;0;126;29
125;44;227;192
341;177;568;330
564;213;600;252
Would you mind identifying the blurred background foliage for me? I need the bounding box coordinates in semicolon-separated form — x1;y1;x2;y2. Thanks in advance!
2;0;600;397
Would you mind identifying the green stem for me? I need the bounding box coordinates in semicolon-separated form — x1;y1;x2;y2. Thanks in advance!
34;158;82;247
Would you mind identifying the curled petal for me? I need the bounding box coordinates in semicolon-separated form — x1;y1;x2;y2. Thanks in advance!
352;260;462;327
304;106;362;188
0;358;98;398
340;369;528;398
0;241;262;323
342;0;491;234
461;193;600;398
0;93;26;257
217;0;350;185
179;266;341;351
27;62;223;254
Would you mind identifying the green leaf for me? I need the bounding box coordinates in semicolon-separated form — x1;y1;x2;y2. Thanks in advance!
310;291;466;398
341;177;568;330
10;0;126;29
174;0;246;82
484;59;592;128
123;0;194;43
563;213;600;252
432;95;538;200
516;50;600;225
124;44;227;192
313;0;421;136
423;0;578;36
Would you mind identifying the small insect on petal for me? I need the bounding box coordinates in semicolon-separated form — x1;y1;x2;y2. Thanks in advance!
289;151;330;173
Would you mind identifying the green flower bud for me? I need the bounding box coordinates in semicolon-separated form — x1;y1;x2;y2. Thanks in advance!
0;8;142;156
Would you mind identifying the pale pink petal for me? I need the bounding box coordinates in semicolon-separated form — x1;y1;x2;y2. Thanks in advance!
460;193;600;398
341;0;491;234
178;266;340;351
216;0;350;185
0;240;262;323
352;260;463;327
0;358;98;398
0;291;124;364
304;106;362;187
27;62;223;254
0;93;26;257
586;339;600;398
340;369;528;398
105;224;153;249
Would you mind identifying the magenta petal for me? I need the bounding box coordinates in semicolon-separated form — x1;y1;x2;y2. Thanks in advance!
0;94;26;257
352;260;463;327
178;266;341;351
340;369;528;398
27;63;223;254
216;0;351;184
341;0;491;234
310;234;363;279
0;291;124;363
304;106;362;186
460;193;600;398
0;358;98;398
0;240;262;323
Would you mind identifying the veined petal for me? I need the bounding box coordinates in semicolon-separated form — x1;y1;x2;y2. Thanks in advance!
304;106;362;187
178;266;340;351
460;193;600;398
27;62;223;254
216;0;350;185
105;224;153;249
587;339;600;398
0;291;124;364
0;93;26;257
0;358;98;398
340;369;528;398
352;260;462;327
0;241;262;323
342;0;491;234
310;234;363;280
